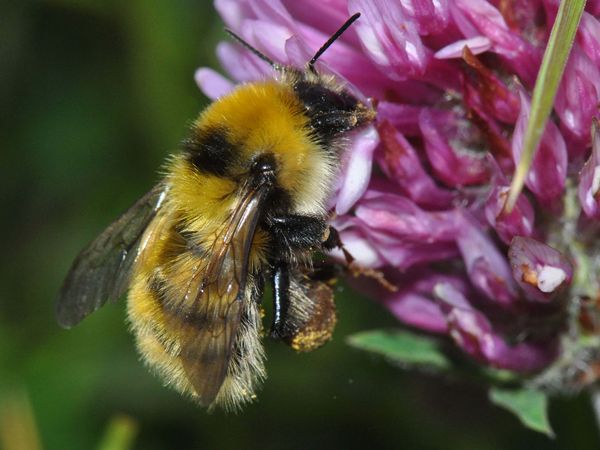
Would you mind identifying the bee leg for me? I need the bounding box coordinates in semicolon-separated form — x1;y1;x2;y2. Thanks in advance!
270;261;290;340
322;226;354;265
267;214;327;250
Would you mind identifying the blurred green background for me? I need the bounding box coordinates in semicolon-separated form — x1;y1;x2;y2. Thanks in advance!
2;1;600;449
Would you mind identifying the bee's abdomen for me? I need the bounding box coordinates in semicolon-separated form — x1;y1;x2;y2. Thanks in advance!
126;221;267;409
127;270;193;396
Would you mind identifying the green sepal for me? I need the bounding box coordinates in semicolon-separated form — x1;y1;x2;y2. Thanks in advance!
489;387;554;437
347;329;451;371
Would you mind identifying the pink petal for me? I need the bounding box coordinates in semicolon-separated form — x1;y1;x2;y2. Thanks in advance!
242;19;292;64
508;237;574;302
282;0;361;47
450;0;541;86
577;12;600;67
381;271;462;333
349;0;429;80
464;100;514;171
435;283;559;372
194;68;235;100
355;191;457;241
511;89;568;205
348;191;460;270
335;211;457;270
484;156;535;244
329;216;386;268
434;36;492;59
554;45;600;152
461;48;520;124
335;126;379;215
336;232;384;268
455;212;518;307
376;121;453;209
368;230;459;269
586;0;600;15
376;102;422;136
283;34;313;68
215;0;254;29
419;108;490;187
578;120;600;219
247;0;296;29
387;291;448;333
399;0;450;36
216;42;273;82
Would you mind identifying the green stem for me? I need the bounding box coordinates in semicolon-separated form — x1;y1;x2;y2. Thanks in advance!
506;0;587;211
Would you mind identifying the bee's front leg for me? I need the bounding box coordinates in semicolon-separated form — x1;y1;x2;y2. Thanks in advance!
321;225;354;264
267;214;326;249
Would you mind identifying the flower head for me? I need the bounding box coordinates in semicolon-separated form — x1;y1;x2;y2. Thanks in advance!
198;0;600;388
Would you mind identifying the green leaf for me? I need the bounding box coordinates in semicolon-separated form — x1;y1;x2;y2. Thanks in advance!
506;0;586;211
489;387;553;437
347;329;451;370
96;414;138;450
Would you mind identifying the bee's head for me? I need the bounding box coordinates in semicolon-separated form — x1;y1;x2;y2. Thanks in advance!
291;76;375;143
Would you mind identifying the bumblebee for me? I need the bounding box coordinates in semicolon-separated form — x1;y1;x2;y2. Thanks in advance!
56;13;374;410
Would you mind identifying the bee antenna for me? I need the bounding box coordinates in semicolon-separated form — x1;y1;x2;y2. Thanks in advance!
224;29;280;69
308;12;361;75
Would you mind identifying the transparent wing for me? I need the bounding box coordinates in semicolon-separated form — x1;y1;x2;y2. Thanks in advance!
166;182;269;406
56;185;168;328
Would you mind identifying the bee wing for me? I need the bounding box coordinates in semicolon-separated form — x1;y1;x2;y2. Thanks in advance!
56;185;168;328
170;182;269;406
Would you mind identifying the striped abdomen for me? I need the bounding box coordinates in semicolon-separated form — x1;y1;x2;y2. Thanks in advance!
126;213;266;409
